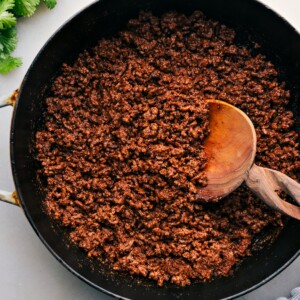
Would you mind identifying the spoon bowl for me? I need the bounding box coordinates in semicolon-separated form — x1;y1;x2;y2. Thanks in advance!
201;100;300;220
200;100;257;200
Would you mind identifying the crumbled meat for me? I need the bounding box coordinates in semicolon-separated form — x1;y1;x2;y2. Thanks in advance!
35;11;300;287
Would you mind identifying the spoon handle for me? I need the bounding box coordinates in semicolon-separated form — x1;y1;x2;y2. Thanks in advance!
245;164;300;220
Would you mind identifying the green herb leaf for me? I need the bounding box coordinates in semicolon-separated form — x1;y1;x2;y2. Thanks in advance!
13;0;40;17
43;0;56;9
1;0;57;74
0;26;17;55
0;54;22;74
0;0;16;29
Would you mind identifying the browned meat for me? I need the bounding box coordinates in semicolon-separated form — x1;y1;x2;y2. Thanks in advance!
35;11;300;287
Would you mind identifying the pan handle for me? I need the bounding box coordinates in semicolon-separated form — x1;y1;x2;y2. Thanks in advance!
0;90;20;206
0;191;20;206
0;89;18;108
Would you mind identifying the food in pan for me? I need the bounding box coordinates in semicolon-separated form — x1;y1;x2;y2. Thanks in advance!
35;11;300;286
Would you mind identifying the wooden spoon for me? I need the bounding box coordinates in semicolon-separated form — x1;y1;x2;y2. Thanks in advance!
200;99;300;220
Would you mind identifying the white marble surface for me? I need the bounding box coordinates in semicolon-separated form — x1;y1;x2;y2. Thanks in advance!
0;1;299;299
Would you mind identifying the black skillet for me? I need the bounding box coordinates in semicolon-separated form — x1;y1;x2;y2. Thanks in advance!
0;0;300;299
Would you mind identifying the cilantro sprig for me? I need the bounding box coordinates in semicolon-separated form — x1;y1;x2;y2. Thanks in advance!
0;0;16;29
0;0;57;74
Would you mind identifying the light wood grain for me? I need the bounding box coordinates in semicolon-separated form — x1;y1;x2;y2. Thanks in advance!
246;164;300;220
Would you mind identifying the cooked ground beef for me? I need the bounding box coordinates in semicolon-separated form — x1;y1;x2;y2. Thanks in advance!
35;11;300;287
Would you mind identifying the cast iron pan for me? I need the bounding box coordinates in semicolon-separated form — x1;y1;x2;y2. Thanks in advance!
4;0;300;299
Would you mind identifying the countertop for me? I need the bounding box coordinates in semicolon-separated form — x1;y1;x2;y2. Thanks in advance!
0;1;299;299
